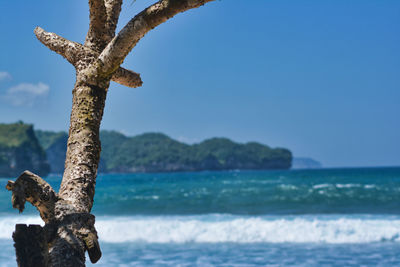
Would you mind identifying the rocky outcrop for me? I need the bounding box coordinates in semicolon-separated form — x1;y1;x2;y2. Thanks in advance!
36;131;69;174
0;123;50;177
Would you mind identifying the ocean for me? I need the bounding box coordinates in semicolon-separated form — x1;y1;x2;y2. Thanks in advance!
0;167;399;266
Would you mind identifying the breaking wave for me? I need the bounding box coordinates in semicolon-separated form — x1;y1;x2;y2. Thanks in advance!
1;214;399;244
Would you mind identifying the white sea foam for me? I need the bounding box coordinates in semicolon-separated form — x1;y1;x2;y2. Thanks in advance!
312;184;331;189
278;184;298;190
1;214;400;244
336;184;362;188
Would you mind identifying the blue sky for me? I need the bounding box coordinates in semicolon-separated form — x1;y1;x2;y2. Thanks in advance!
0;0;399;167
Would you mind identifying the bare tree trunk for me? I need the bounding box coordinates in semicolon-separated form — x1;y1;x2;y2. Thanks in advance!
7;0;215;266
60;81;108;213
49;79;109;266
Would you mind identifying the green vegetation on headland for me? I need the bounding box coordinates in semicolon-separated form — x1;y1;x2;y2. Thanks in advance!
99;131;292;172
37;130;292;173
0;122;292;176
0;122;50;177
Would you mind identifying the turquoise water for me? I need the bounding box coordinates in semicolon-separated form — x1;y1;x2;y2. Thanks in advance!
0;167;399;266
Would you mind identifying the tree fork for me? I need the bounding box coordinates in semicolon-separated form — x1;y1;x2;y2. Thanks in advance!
34;27;142;88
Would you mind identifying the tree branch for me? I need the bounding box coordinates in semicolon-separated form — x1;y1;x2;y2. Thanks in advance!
99;0;215;73
112;68;143;88
85;0;108;51
34;27;87;66
34;27;142;88
104;0;123;43
6;171;58;223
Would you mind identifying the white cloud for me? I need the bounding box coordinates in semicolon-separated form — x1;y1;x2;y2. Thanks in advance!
0;72;11;81
2;82;50;107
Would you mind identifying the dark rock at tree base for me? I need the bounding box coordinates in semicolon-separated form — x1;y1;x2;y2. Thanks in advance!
36;130;292;173
0;123;50;177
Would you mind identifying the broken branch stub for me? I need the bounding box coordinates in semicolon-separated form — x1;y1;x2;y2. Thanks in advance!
13;224;50;267
6;170;57;223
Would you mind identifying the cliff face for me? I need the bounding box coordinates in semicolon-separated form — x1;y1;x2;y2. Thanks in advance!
35;130;68;174
0;123;50;177
36;130;292;173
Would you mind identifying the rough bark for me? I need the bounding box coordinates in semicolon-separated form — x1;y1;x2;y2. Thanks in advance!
104;0;123;45
85;0;108;51
8;0;215;266
6;171;57;223
34;27;142;88
59;80;108;212
49;78;108;266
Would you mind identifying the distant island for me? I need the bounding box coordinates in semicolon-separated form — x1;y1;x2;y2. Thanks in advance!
0;122;293;176
292;157;322;169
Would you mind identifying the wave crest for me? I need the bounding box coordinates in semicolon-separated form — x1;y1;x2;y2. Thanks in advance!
96;215;400;244
1;215;399;244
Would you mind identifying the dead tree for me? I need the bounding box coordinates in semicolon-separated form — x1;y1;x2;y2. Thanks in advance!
6;0;214;266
